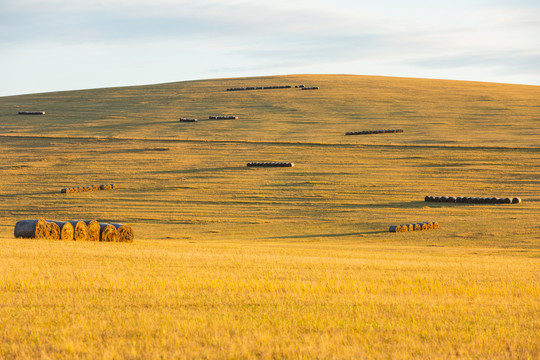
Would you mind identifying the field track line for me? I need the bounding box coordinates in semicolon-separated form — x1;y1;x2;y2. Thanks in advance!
1;133;539;152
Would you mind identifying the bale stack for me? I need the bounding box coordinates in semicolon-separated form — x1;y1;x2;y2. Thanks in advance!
14;219;48;239
346;129;404;135
209;115;239;120
13;219;134;242
389;221;439;232
425;195;522;204
226;85;292;91
61;184;116;193
247;162;294;168
18;111;45;115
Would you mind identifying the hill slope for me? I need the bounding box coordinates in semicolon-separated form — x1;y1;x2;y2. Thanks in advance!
0;74;539;246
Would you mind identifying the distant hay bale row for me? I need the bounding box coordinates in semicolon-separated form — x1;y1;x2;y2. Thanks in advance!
346;129;404;135
14;219;133;242
389;221;439;232
227;85;292;91
61;184;117;193
179;118;198;122
209;115;238;120
247;162;294;168
18;111;45;115
424;195;522;204
301;86;319;90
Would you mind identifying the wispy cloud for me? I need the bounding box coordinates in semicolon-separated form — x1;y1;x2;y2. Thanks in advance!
1;0;539;95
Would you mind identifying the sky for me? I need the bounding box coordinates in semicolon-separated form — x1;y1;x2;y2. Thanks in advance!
1;0;540;96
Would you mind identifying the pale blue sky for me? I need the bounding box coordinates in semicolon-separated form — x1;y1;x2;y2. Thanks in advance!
1;0;539;96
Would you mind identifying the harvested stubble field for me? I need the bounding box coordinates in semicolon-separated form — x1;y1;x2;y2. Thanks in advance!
0;75;539;358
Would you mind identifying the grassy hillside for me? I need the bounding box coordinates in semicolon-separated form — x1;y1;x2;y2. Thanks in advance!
0;75;539;358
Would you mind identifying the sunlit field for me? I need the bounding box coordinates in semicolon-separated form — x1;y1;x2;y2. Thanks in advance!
0;75;539;358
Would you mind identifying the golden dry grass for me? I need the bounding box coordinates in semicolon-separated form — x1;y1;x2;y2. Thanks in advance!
0;74;539;358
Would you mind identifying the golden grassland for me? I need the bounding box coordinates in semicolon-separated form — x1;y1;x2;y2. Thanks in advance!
0;74;539;358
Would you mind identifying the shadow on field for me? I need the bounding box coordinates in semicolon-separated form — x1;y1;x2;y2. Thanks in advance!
261;230;385;240
149;166;244;174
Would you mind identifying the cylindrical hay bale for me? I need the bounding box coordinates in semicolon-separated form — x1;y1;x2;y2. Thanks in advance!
99;223;119;242
419;222;428;230
422;222;433;230
84;220;101;242
111;223;134;242
431;221;440;229
69;221;88;241
487;197;497;204
425;196;432;202
456;197;464;203
14;219;48;239
389;225;401;232
433;196;442;202
46;221;61;240
407;224;414;231
441;196;450;203
448;196;456;203
52;221;74;241
400;224;409;232
413;223;422;231
512;197;522;204
503;197;512;204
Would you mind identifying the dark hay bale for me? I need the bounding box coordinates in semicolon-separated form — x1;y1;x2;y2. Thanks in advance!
456;197;464;203
389;225;401;232
503;197;512;204
111;223;134;242
46;221;61;240
18;111;45;115
99;223;119;242
423;222;433;230
52;221;74;241
512;197;522;204
424;196;432;202
448;196;456;203
14;219;48;239
69;221;88;241
83;220;101;242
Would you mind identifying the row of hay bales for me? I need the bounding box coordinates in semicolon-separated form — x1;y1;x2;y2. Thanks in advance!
61;184;116;193
389;221;439;232
301;86;319;90
209;115;238;120
179;117;198;122
227;85;292;91
247;162;294;168
18;111;45;115
425;195;522;204
346;129;404;135
14;219;133;242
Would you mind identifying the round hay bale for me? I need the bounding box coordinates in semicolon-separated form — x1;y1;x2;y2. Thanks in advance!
389;225;401;232
512;197;522;204
83;220;101;242
431;221;440;229
14;219;48;239
52;221;74;240
69;221;88;241
424;196;432;202
419;222;428;230
111;223;134;242
503;197;512;204
99;223;119;242
400;224;409;232
413;223;422;231
487;197;498;204
422;222;433;230
46;221;61;240
447;196;456;203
